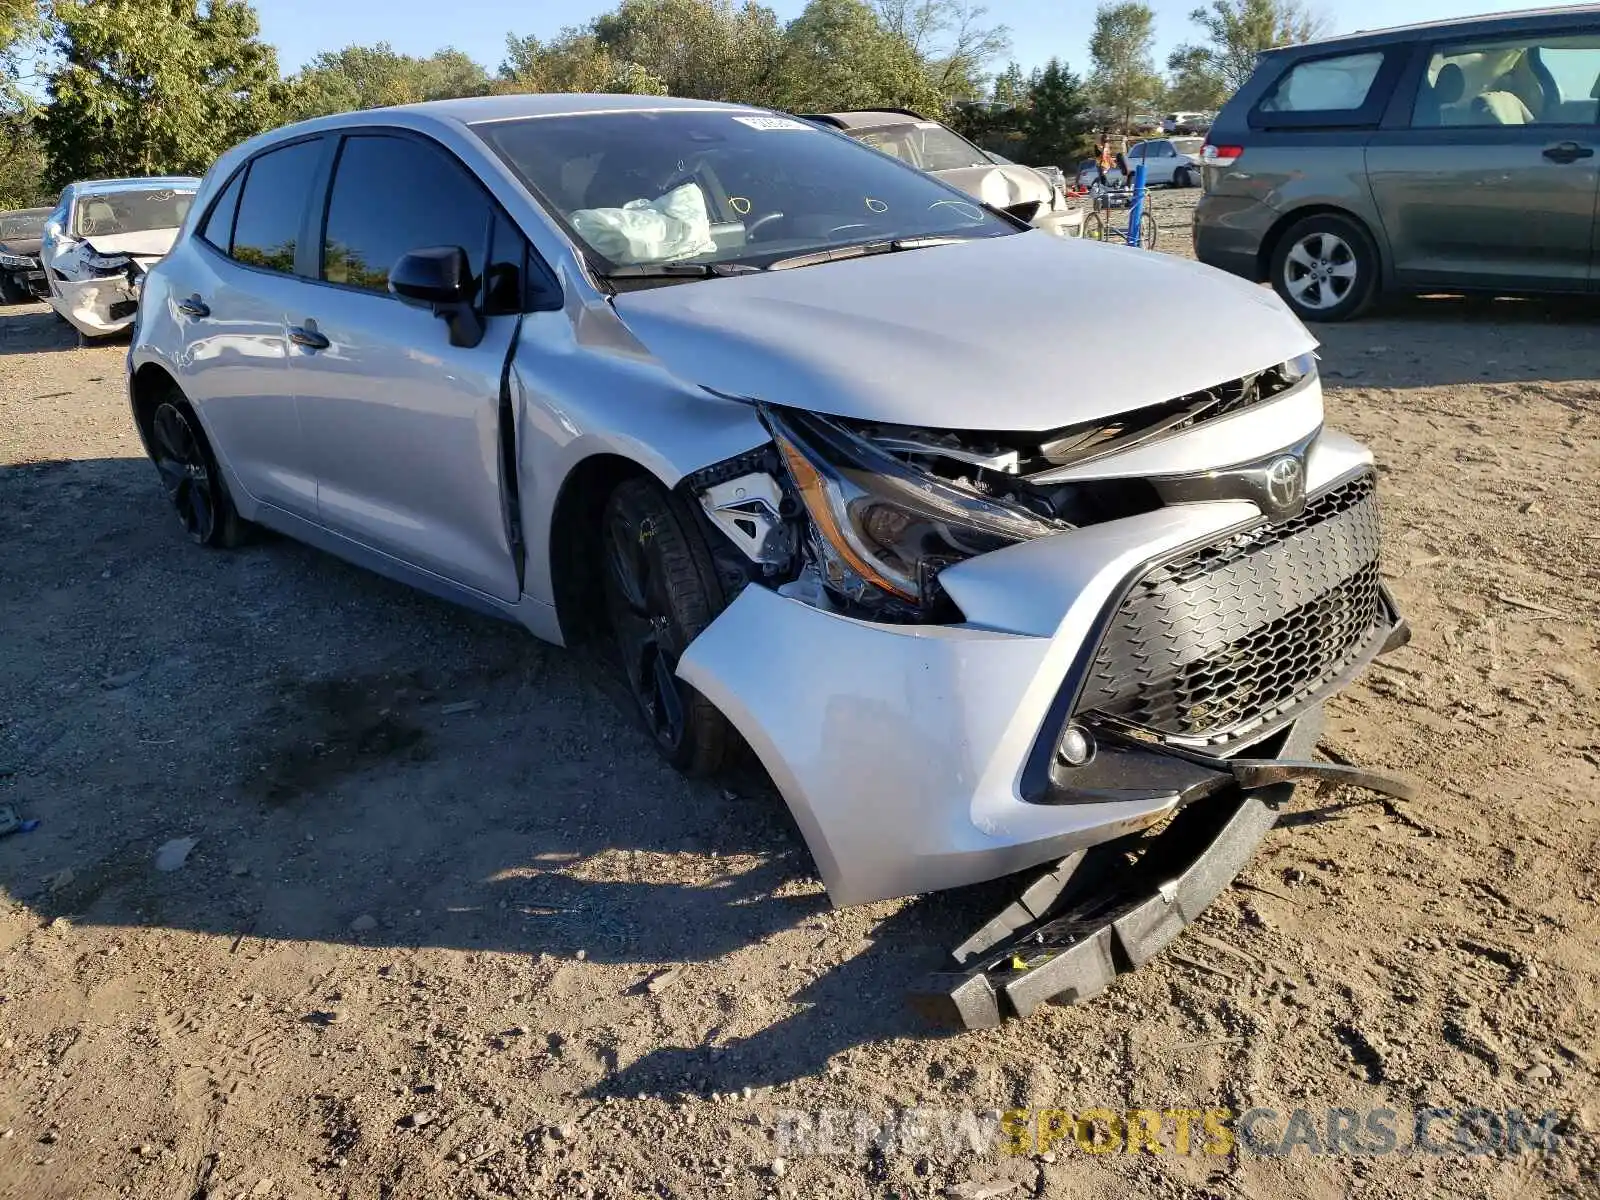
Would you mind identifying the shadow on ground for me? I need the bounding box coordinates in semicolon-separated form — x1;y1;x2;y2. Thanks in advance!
0;303;93;356
0;454;1002;1094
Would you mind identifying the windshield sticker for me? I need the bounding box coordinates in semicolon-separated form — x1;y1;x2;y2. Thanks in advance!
915;121;941;129
733;115;812;131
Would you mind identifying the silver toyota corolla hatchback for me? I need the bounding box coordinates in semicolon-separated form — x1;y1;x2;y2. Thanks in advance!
129;94;1407;917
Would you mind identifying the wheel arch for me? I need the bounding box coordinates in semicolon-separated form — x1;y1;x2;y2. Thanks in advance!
129;359;180;457
546;451;657;647
1256;205;1386;287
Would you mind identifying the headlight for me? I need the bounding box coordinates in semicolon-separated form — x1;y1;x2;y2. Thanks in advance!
82;251;132;275
764;406;1066;614
1280;351;1317;382
0;252;34;269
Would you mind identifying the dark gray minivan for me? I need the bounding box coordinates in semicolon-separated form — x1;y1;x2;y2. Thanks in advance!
1194;5;1600;321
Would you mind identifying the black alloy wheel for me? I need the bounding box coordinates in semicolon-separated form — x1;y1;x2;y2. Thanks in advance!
149;398;244;547
600;477;732;775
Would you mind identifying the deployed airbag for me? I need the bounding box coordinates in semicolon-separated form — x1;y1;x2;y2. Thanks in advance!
570;182;716;265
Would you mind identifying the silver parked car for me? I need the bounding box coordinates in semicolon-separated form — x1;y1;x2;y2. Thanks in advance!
130;95;1407;929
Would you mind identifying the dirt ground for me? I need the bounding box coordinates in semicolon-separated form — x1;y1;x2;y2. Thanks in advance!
1;204;1597;1200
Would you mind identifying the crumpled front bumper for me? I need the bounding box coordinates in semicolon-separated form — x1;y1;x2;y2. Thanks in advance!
51;276;141;338
678;430;1396;907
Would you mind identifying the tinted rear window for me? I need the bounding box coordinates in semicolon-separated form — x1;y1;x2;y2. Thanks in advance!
232;139;322;274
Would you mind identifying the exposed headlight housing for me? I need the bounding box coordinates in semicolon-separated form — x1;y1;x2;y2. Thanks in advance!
82;250;133;276
1280;351;1317;382
764;406;1067;618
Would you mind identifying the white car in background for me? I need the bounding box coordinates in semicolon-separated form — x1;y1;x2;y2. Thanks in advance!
1126;137;1207;188
804;109;1083;238
41;176;199;338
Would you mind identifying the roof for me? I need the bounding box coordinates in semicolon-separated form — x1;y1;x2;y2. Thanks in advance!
68;176;201;195
393;92;769;125
804;109;931;130
1283;3;1600;51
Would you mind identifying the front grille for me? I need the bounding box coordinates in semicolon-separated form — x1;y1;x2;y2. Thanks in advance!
1079;472;1384;748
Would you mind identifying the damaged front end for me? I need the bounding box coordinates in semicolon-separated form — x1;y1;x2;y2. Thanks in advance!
674;354;1411;934
48;243;149;337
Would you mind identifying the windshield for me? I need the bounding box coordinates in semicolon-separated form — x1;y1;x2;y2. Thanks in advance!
71;189;195;238
850;121;993;171
474;110;1013;271
0;210;47;241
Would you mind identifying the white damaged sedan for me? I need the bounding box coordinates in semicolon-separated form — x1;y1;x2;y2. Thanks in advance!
129;97;1411;1015
42;176;198;338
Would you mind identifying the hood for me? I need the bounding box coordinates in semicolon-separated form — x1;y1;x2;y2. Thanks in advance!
933;163;1053;209
79;228;181;259
0;237;41;257
611;232;1316;433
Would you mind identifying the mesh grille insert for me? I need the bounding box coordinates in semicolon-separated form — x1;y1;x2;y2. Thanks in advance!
1080;472;1384;747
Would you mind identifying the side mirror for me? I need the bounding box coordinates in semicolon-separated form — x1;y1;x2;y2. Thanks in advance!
389;245;483;348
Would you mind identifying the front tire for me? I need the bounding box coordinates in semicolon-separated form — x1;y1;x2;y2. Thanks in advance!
1270;212;1378;322
146;388;247;548
0;273;27;305
601;477;733;775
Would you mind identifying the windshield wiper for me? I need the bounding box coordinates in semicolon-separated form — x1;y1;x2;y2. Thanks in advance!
766;236;968;272
600;261;762;280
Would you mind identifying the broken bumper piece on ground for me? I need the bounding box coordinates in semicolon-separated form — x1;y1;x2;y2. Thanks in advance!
907;711;1419;1030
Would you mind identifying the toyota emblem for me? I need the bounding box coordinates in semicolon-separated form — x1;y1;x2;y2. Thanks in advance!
1264;456;1306;515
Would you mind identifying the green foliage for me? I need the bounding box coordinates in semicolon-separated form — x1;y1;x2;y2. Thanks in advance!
1023;58;1091;169
1088;1;1161;133
286;43;491;119
40;0;287;191
0;119;48;208
1167;0;1326;106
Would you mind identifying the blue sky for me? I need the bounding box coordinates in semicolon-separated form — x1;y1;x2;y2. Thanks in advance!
252;0;1567;75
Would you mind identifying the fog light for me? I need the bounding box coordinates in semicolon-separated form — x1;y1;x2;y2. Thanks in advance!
1055;723;1096;767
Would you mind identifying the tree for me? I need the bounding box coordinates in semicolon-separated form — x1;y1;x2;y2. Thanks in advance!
286;42;490;119
588;0;782;104
497;28;668;96
1022;57;1090;168
40;0;288;190
989;60;1026;107
873;0;1008;99
1088;1;1160;134
1163;44;1228;112
1168;0;1326;101
769;0;942;114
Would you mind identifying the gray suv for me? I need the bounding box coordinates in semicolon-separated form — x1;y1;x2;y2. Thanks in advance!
1194;6;1600;321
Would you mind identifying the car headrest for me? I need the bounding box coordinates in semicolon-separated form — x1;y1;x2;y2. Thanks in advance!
1435;63;1465;105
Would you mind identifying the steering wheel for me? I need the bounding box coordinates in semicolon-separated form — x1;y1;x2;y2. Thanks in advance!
928;198;986;222
744;211;785;240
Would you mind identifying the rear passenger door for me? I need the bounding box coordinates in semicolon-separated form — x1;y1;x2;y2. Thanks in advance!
175;136;327;520
288;131;528;603
1365;29;1600;291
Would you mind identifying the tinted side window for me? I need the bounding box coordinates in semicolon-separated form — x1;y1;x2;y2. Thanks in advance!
1260;51;1386;113
1412;34;1600;127
198;170;244;252
322;134;491;295
232;140;322;273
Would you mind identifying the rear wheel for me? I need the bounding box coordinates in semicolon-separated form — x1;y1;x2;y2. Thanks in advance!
1270;212;1378;322
146;389;248;548
1174;165;1194;189
601;477;733;775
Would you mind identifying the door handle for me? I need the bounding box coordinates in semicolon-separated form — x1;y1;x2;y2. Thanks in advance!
1542;142;1594;164
176;295;209;319
288;322;329;351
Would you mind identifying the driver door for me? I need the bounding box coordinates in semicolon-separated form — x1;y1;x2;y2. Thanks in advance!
287;131;524;604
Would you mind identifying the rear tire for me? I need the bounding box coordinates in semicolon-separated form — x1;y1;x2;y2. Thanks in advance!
1270;212;1379;323
600;477;733;776
1174;166;1194;189
145;385;248;548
